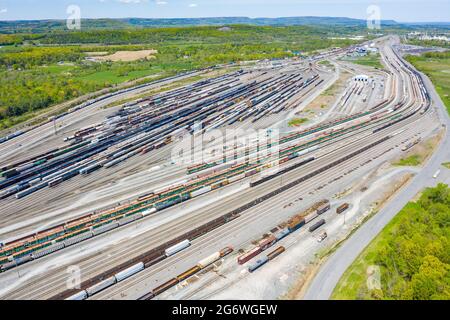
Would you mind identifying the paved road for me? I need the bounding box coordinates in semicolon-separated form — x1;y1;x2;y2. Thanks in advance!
303;53;450;300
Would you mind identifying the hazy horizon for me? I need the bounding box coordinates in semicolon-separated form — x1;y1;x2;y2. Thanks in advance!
0;0;449;23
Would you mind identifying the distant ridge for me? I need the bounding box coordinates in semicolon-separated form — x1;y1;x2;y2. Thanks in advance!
0;16;448;33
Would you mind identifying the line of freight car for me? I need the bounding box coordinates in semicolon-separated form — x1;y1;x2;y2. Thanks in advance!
188;109;375;174
240;111;386;177
65;262;145;300
0;125;398;263
0;139;95;186
0;140;92;179
1;161;232;254
68;246;233;300
0;208;157;269
236;203;325;268
141;246;234;299
5;141;113;196
0;146;64;175
1;76;406;254
189;109;388;178
0;130;25;145
1;162;257;260
99;111;204;165
286;200;330;233
29;117;172;179
372;110;415;133
10;142;113;198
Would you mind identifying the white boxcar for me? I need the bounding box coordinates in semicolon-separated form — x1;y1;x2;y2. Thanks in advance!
190;186;212;198
197;252;221;269
114;262;144;282
86;276;116;296
65;290;88;301
141;208;157;217
165;240;191;257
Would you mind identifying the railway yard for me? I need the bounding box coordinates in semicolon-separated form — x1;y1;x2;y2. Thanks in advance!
0;35;446;300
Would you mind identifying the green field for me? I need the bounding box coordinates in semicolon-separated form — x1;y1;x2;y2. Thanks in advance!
346;53;383;69
406;51;450;115
332;183;450;300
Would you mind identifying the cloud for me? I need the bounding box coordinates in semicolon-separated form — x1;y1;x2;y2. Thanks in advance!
155;1;168;4
0;8;7;14
188;3;198;7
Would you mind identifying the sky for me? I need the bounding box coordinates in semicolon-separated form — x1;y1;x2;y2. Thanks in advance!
0;0;449;23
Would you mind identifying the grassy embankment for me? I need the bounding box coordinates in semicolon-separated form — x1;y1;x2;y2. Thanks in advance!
406;51;450;115
349;53;384;69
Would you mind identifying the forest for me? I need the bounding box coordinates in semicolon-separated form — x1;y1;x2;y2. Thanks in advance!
0;25;361;129
333;183;450;300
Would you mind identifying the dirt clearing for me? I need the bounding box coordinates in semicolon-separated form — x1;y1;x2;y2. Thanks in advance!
90;50;158;62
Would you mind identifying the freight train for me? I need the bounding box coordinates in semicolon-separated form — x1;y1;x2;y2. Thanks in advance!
136;246;234;300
